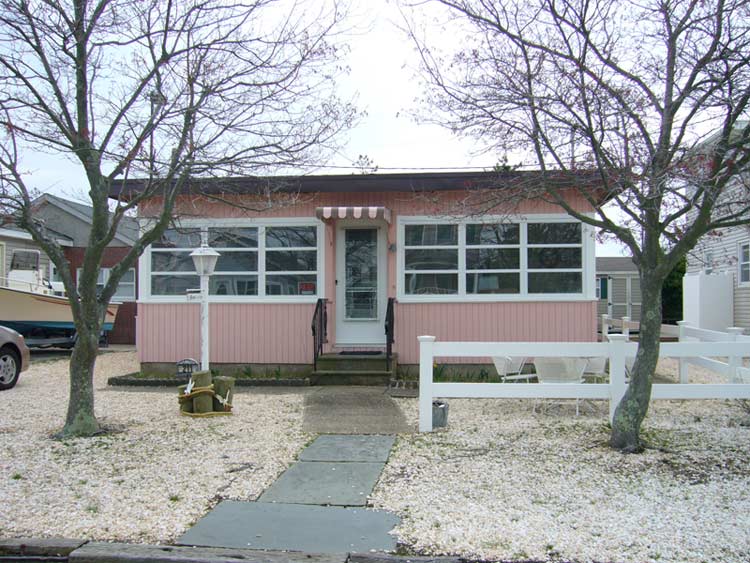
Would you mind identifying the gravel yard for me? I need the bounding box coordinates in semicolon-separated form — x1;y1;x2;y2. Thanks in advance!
371;359;750;563
2;353;749;563
0;351;310;543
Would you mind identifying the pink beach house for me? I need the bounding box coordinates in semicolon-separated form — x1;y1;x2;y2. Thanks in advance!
117;171;603;377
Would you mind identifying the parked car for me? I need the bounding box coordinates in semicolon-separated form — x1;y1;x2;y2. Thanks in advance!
0;325;31;390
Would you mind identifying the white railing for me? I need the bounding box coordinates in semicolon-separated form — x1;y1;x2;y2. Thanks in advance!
600;314;680;340
602;314;749;382
418;335;750;432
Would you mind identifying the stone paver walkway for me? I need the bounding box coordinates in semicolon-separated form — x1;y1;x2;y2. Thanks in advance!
178;434;400;553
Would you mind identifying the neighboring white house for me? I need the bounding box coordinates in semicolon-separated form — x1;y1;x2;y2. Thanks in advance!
685;223;750;332
596;257;641;322
684;123;749;332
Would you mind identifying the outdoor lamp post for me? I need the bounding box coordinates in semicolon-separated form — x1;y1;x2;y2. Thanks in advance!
190;237;220;372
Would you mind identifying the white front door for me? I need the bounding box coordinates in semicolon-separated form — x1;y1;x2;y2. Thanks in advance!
335;224;387;345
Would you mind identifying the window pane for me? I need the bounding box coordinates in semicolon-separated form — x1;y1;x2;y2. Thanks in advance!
209;227;257;248
152;228;201;248
528;248;582;269
741;263;750;283
151;275;199;295
466;273;520;294
405;249;458;270
528;272;582;293
266;250;317;271
215;252;258;272
265;274;317;295
210;275;258;295
266;226;317;248
466;248;519;270
151;251;195;272
113;283;136;300
742;244;750;263
405;224;457;246
405;273;458;294
466;224;519;245
120;269;135;283
528;223;581;244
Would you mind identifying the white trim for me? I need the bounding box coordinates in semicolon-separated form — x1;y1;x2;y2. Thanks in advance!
0;227;73;247
738;241;750;287
396;214;595;302
334;221;388;345
139;218;325;303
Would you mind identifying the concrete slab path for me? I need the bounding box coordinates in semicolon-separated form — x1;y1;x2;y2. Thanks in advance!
303;387;411;434
258;461;385;506
179;434;401;553
177;501;399;553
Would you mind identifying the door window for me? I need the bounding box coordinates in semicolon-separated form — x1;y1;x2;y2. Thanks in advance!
345;228;378;319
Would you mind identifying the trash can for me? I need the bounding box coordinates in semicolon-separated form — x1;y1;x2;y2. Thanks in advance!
432;400;449;428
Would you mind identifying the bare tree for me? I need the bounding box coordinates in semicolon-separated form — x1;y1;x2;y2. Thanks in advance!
0;0;355;437
406;0;750;451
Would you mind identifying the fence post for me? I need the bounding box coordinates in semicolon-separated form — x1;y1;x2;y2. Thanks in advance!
621;316;631;341
726;327;744;382
608;334;628;423
418;336;436;432
602;314;610;341
677;320;690;383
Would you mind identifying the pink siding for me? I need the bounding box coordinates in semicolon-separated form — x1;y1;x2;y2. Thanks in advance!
137;300;596;365
394;301;597;364
138;189;597;366
138;303;315;363
141;188;593;219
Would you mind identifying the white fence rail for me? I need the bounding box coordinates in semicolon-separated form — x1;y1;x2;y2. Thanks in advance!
418;335;750;432
602;314;749;383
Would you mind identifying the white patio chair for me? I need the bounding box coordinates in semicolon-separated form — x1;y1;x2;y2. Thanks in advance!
492;356;535;382
533;357;588;415
582;356;608;383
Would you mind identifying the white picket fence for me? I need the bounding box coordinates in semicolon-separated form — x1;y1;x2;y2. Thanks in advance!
601;315;749;383
417;334;750;432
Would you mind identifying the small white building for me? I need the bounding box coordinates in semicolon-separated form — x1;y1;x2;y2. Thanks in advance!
596;257;641;322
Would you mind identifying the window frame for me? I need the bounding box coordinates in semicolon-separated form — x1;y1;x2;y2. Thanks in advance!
140;218;325;303
739;242;750;286
397;214;594;302
77;267;137;302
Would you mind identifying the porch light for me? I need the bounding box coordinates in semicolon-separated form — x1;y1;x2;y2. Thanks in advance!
190;243;220;276
190;240;220;371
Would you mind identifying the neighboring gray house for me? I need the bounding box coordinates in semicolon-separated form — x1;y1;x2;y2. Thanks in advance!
30;194;139;344
596;257;641;322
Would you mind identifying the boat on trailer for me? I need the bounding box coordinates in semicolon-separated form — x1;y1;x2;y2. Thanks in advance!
0;250;119;348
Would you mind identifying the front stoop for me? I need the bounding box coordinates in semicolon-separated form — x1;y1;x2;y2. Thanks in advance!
311;353;396;386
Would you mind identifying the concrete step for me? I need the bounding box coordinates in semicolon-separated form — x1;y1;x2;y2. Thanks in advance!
316;353;395;372
311;370;392;386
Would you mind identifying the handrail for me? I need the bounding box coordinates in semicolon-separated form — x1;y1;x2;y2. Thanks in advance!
311;298;328;371
385;297;395;371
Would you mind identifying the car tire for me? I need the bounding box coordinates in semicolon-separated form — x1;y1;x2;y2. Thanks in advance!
0;346;21;390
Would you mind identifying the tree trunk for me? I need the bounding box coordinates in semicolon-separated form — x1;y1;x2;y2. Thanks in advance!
60;328;101;438
610;274;664;452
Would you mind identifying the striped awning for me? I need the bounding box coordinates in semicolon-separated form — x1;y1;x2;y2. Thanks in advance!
315;206;391;223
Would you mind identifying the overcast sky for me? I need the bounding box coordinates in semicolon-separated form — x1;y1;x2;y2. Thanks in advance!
24;0;628;257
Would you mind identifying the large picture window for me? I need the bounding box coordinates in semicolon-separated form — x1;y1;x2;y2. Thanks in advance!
146;223;320;299
400;218;587;299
